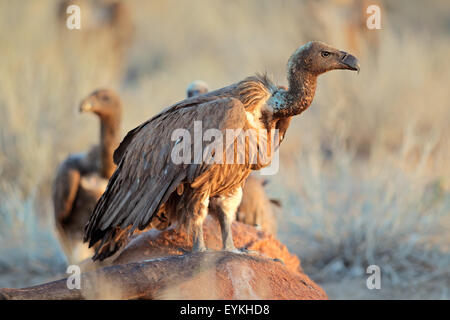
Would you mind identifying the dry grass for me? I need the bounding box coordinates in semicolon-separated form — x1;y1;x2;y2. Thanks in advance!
0;0;449;298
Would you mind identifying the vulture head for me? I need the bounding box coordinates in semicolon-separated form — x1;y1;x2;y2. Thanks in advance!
79;89;122;179
270;41;360;118
287;41;360;80
79;89;122;119
186;80;210;98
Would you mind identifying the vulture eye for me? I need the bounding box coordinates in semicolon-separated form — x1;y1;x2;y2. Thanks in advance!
321;51;330;58
101;95;110;102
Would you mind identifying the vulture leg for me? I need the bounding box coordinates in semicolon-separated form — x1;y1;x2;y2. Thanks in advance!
191;196;210;252
211;187;243;251
192;222;206;252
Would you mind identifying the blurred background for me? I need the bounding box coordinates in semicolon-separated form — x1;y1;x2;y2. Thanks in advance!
0;0;449;299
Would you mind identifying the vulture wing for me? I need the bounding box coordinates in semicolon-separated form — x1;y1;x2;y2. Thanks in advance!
113;83;238;165
113;94;221;165
84;97;248;259
52;156;82;223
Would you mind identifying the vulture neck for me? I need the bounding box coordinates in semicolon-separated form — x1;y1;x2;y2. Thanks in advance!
99;113;121;179
273;69;317;119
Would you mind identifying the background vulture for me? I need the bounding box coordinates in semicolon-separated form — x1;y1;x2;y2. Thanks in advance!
185;80;282;234
52;89;122;262
57;0;134;79
186;80;210;98
84;41;360;261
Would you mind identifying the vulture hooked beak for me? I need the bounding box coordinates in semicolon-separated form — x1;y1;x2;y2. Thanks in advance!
339;51;360;73
79;99;93;113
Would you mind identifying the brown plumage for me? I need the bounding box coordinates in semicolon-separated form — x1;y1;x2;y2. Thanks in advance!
237;175;280;234
53;89;122;261
84;41;360;261
185;80;282;234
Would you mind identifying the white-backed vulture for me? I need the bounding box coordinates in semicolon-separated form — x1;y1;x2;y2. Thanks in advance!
52;89;122;262
185;80;282;234
84;41;360;261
